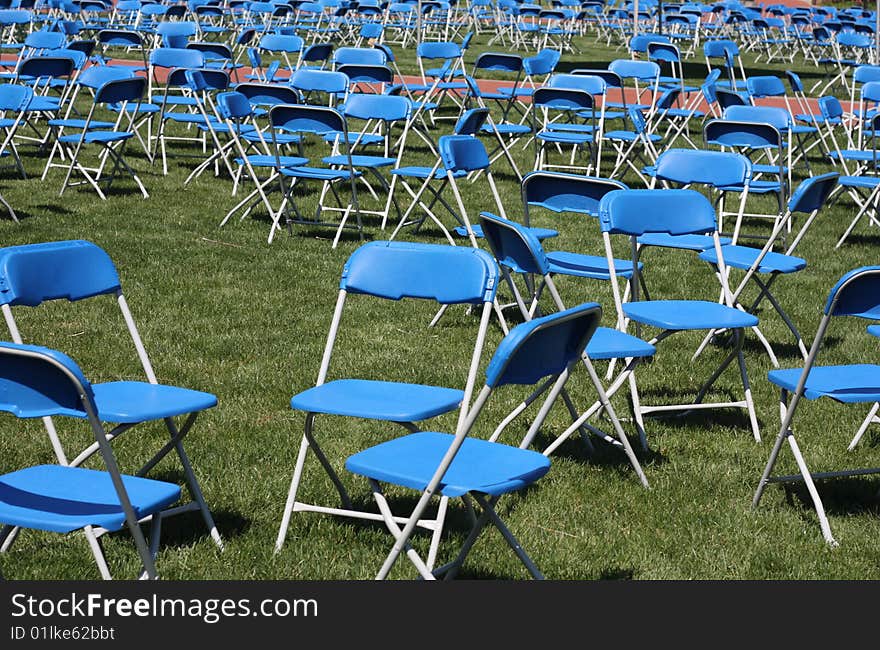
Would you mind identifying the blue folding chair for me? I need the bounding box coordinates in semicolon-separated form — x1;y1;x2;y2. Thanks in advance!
531;86;597;174
276;241;500;571
478;210;653;484
390;131;508;247
0;83;31;221
216;90;308;229
54;75;150;200
0;341;182;579
268;103;361;246
599;189;762;442
698;172;839;364
351;302;602;580
754;266;880;546
0;240;223;561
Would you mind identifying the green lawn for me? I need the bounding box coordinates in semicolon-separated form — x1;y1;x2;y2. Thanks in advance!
2;31;880;580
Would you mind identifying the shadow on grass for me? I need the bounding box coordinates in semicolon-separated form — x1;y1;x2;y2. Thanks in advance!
528;427;667;477
783;475;880;519
9;203;75;221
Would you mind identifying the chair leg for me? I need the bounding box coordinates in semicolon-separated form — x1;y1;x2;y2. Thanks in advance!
276;435;312;553
849;402;880;451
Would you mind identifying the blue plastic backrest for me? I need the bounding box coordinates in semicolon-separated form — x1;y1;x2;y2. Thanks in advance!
703;38;738;58
0;240;121;307
825;266;880;318
259;33;303;53
746;75;785;98
269;104;345;134
234;82;300;106
95;76;145;104
417;41;461;60
647;41;680;63
853;64;880;84
75;65;134;89
785;70;804;93
608;59;660;81
548;73;605;95
599;188;717;236
340;241;498;305
0;83;33;112
704;119;781;148
217;91;252;119
359;23;383;38
0;10;32;25
17;56;74;79
439;134;489;172
334;46;386;66
819;95;843;120
723;105;790;129
342;93;408;121
523;48;560;76
24;29;66;49
451;107;487;136
628;106;647;133
862;80;880;103
185;68;229;91
289;68;349;93
485;302;601;388
478;210;550;275
522;171;627;217
788;171;838;215
156;21;197;37
837;31;872;47
0;341;95;419
150;47;205;69
654;148;750;187
474;52;523;73
630;32;669;53
337;64;393;85
533;87;593;110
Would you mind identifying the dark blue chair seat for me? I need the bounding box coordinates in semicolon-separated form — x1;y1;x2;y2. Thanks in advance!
0;464;180;534
481;123;531;136
623;300;759;330
392;166;466;180
699;244;806;274
637;233;732;251
291;379;464;422
536;131;594;144
546;250;642;280
279;166;360;180
58;130;133;144
235;154;309;168
323;154;396;168
452;224;558;240
838;175;880;189
345;431;550;497
767;364;880;403
603;130;662;143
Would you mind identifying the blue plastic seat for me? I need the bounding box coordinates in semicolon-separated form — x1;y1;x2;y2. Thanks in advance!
0;341;182;579
0;240;222;557
754;266;880;546
347;302;602;580
277;241;502;560
599;188;762;442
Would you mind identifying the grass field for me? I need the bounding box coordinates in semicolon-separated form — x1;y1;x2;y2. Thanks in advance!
2;31;880;580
